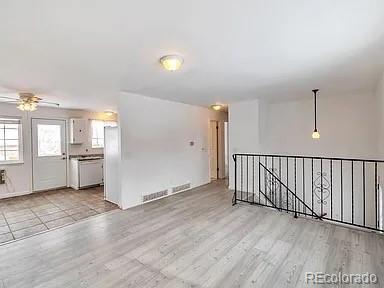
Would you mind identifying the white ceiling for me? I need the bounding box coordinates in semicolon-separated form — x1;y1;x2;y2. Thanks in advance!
0;0;383;110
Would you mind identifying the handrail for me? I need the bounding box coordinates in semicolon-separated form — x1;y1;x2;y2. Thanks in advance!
259;162;323;220
233;153;384;163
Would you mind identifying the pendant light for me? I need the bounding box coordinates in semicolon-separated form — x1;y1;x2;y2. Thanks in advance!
312;89;320;139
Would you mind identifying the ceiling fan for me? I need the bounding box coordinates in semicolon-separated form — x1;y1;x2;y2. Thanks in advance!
0;92;59;112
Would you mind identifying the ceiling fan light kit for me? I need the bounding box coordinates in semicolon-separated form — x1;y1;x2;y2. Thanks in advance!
0;92;60;112
17;101;37;112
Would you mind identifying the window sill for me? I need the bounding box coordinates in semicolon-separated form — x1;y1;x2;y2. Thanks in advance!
0;161;24;166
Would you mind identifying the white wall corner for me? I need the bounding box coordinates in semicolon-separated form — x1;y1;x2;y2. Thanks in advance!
116;92;218;209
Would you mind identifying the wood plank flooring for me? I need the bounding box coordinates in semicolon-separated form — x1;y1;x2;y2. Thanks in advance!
0;181;383;287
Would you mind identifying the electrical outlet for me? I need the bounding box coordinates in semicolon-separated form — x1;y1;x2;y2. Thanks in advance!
0;169;5;184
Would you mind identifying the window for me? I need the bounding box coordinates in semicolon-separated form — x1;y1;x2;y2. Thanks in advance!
0;118;23;163
91;120;117;148
37;124;62;157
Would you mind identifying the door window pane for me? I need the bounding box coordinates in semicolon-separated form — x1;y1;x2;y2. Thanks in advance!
38;124;61;157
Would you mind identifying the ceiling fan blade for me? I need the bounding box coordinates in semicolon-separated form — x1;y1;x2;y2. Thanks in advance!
39;100;60;106
0;95;18;101
0;100;20;103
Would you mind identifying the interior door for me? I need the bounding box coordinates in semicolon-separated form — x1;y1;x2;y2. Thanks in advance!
32;118;67;191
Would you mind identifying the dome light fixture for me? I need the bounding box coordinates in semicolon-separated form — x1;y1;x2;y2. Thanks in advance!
104;110;114;117
312;89;320;139
160;55;183;71
211;104;223;111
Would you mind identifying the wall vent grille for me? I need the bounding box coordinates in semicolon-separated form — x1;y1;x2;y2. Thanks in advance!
143;189;168;202
172;183;191;193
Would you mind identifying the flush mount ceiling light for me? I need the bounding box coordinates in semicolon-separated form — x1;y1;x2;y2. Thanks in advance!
104;110;114;116
160;55;183;71
0;92;59;112
211;104;223;111
312;89;320;139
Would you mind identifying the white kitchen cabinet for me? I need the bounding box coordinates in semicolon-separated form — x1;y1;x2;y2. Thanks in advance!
79;160;103;187
69;118;86;144
70;158;103;190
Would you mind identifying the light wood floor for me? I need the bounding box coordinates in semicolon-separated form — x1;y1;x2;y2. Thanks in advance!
0;181;383;287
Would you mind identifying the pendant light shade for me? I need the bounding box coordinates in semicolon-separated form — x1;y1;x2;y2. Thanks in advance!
312;129;320;139
312;89;320;139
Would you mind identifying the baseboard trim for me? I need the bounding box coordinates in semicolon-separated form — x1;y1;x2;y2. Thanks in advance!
121;181;211;210
0;190;32;199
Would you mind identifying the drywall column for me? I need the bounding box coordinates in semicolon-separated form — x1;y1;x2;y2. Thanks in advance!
376;73;384;158
228;99;260;189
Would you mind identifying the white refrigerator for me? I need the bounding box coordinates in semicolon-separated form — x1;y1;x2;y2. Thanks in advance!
104;126;121;207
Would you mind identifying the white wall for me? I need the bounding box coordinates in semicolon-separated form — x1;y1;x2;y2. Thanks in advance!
117;93;227;209
229;92;382;228
376;72;384;157
229;93;379;188
0;103;116;198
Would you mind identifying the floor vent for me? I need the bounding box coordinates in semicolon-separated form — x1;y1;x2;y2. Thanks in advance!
172;183;191;193
143;190;168;202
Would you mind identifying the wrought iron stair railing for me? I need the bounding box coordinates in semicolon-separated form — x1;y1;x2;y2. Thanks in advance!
232;153;384;233
258;162;322;220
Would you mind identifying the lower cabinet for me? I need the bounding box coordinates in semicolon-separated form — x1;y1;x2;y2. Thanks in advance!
70;159;103;190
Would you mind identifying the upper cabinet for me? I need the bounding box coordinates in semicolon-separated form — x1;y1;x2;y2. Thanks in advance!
69;118;86;144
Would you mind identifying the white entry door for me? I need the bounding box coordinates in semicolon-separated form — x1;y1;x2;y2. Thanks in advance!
32;119;67;191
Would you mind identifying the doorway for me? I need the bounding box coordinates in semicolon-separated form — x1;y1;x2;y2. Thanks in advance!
379;185;384;230
209;120;229;181
224;121;229;178
32;118;67;191
210;121;219;180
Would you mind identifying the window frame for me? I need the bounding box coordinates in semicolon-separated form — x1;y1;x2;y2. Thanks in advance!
0;117;24;165
91;119;117;149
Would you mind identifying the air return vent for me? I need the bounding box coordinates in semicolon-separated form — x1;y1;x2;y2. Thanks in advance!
172;183;191;193
143;189;168;202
